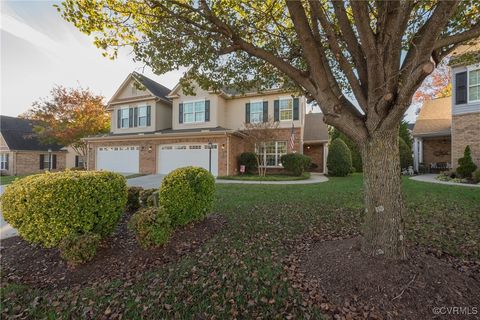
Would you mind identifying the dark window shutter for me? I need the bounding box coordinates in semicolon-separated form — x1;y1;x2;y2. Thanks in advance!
146;105;151;126
245;102;250;124
39;154;44;170
455;71;467;105
5;154;8;170
263;101;268;122
52;154;57;169
179;103;183;124
205;100;210;122
293;98;300;120
133;107;138;127
117;109;121;128
129;108;133;127
274;100;279;121
75;155;79;167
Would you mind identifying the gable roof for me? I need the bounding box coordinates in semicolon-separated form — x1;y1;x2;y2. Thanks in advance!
0;115;64;151
108;72;172;105
413;97;451;137
303;112;329;142
449;39;480;67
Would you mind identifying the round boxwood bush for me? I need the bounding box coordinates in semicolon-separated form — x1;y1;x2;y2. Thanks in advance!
239;152;258;173
128;206;172;248
281;153;311;176
327;138;352;177
159;166;215;227
59;232;101;265
0;170;127;248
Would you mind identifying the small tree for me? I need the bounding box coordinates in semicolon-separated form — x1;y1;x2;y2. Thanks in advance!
242;119;279;177
327;138;352;177
457;146;477;178
399;138;413;170
21;85;110;163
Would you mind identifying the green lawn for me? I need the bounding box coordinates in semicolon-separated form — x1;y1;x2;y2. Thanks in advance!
217;172;310;181
0;174;31;186
1;174;479;318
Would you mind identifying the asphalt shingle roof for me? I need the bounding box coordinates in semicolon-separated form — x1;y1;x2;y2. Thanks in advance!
0;115;64;151
413;97;452;137
132;72;171;101
303;112;329;142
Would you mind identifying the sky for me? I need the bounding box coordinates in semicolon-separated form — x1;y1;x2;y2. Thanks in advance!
1;0;418;122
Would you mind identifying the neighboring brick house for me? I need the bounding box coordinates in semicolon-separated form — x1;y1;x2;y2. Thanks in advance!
413;42;480;172
0;116;66;175
85;72;328;176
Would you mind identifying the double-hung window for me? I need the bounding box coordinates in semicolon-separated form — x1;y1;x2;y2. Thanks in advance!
279;98;293;121
250;101;263;123
137;106;148;127
468;68;480;102
184;101;205;123
120;108;130;128
257;141;287;167
0;154;8;170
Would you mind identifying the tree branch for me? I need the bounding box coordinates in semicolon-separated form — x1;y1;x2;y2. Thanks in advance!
434;25;480;49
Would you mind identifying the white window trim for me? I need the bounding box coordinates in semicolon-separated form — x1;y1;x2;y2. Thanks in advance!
257;141;288;168
467;66;480;103
119;107;130;129
182;99;206;124
278;97;293;122
0;153;8;170
250;99;264;123
137;105;148;127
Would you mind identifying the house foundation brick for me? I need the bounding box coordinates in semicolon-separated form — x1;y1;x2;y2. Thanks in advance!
421;136;451;165
451;113;480;169
14;151;66;175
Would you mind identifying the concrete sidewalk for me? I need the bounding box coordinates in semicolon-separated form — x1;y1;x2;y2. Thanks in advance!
410;174;480;188
216;173;328;185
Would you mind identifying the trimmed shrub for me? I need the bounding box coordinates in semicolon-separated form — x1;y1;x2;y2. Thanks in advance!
399;137;413;170
327;138;352;177
126;186;143;212
473;169;480;184
159;167;215;227
281;153;311;176
128;207;172;248
239;152;258;174
139;188;159;207
457;145;477;178
59;233;101;265
0;170;127;248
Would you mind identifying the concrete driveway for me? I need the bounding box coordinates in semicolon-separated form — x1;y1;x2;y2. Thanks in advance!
0;185;18;240
127;174;166;189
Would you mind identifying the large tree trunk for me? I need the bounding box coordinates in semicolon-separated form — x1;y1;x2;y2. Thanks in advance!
360;128;407;260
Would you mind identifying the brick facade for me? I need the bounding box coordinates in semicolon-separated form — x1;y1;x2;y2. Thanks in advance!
303;143;325;172
451;113;480;169
86;128;303;176
12;151;66;175
422;136;452;165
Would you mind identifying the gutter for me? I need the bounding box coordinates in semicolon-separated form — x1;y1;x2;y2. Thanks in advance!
83;129;237;142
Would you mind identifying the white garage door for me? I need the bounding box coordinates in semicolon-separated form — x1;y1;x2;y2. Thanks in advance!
158;144;218;176
96;146;140;173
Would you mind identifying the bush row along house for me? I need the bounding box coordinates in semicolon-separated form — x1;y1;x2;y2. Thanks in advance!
84;72;329;176
413;43;480;172
0;116;85;175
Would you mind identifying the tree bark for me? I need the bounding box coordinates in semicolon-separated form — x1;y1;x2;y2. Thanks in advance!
360;127;407;260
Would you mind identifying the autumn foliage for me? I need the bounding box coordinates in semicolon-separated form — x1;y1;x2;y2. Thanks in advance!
21;86;110;158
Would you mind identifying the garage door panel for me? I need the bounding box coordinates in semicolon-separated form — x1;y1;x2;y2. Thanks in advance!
158;144;218;176
96;146;140;173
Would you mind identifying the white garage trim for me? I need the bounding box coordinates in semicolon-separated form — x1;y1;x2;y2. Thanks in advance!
157;143;218;176
96;146;140;173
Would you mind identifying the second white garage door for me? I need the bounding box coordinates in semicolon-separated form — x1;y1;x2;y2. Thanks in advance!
158;144;218;176
96;146;140;173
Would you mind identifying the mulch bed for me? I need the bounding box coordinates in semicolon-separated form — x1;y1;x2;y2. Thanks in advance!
284;232;480;320
0;212;226;289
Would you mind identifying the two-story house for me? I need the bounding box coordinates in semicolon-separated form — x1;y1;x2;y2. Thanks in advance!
84;72;329;176
412;42;480;172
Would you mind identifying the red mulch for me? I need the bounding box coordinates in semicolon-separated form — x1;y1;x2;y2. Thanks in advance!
284;234;480;320
0;212;226;289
